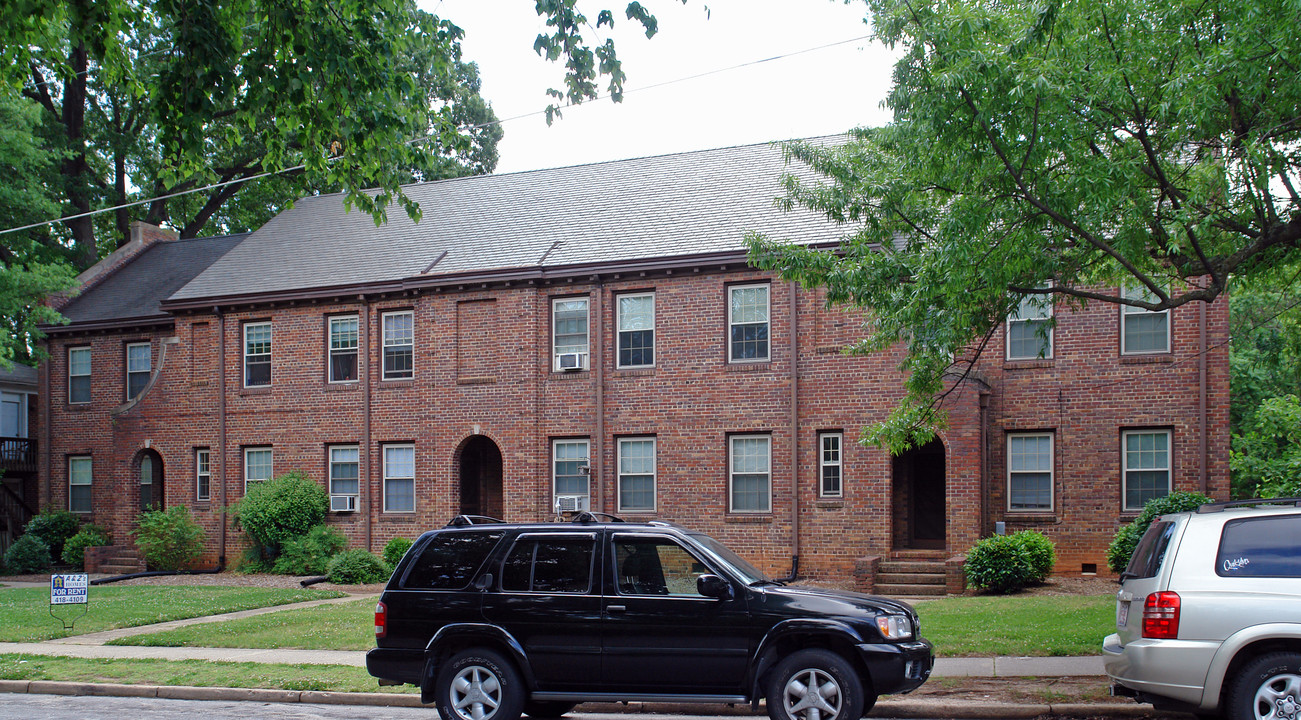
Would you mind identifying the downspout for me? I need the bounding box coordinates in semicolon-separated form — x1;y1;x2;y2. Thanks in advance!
42;341;51;509
1199;301;1208;495
217;308;227;566
785;281;800;581
978;392;990;537
594;281;605;513
363;295;373;551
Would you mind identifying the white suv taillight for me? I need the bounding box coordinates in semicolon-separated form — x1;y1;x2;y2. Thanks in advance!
374;600;387;639
1142;591;1180;639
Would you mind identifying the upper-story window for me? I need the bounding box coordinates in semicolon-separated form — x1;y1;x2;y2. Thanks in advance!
819;432;843;498
126;342;151;399
1007;295;1053;360
1121;285;1170;355
617;293;655;368
244;446;273;493
1123;429;1171;512
617;437;656;513
729;434;771;513
1008;432;1054;511
552;298;589;371
244;322;272;387
68;347;91;404
729;284;770;362
328;315;359;383
381;311;414;381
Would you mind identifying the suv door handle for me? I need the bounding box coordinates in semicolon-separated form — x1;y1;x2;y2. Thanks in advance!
606;605;626;613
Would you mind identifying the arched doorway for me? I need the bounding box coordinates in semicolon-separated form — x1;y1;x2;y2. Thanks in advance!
458;436;503;518
892;438;946;550
138;450;164;512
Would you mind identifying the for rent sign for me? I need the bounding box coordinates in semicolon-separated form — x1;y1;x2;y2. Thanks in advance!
50;573;89;605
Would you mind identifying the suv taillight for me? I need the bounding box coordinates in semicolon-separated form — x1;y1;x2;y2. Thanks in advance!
1142;591;1180;639
374;600;387;639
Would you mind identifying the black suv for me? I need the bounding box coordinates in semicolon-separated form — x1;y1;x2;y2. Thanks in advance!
367;514;933;720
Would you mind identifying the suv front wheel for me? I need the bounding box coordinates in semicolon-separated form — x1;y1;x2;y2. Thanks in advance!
767;649;872;720
1228;652;1301;720
435;648;525;720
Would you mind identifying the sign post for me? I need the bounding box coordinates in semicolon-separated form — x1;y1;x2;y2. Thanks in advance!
49;573;89;630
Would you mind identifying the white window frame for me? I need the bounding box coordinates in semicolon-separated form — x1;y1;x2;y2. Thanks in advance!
126;342;151;400
552;297;590;371
2;391;28;437
1007;432;1055;512
819;432;843;498
329;444;360;507
1121;285;1171;355
552;439;591;503
196;448;211;502
1122;429;1173;512
243;322;272;387
381;310;414;381
617;437;657;513
68;346;91;404
616;292;656;369
328;315;359;384
243;447;273;493
728;284;771;363
69;456;92;513
1006;295;1054;360
729;434;772;513
383;444;416;513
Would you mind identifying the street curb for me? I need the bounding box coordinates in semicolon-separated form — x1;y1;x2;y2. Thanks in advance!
0;680;1188;717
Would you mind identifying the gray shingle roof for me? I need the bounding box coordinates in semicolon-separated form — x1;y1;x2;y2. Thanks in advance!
170;137;846;302
59;233;247;325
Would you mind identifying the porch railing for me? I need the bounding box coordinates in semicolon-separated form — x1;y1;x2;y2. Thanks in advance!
0;436;36;473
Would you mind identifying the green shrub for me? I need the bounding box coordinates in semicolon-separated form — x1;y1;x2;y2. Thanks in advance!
1106;491;1213;573
4;533;52;574
965;530;1057;594
134;505;206;571
23;508;81;561
273;524;349;575
326;549;390;584
60;524;111;569
231;472;328;557
382;536;413;568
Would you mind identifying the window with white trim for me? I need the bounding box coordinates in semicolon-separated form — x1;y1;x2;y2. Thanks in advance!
819;432;843;498
196;449;211;502
328;316;359;383
330;445;360;503
553;439;590;502
1123;430;1171;512
383;444;416;513
126;342;151;399
69;456;92;513
552;298;589;370
728;284;770;362
617;437;656;512
244;322;272;387
616;293;655;368
729;434;771;513
1121;285;1170;355
243;447;272;492
68;346;91;404
1008;433;1054;511
382;311;414;380
1006;295;1053;360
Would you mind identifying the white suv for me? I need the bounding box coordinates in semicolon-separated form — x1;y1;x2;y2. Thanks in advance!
1104;499;1301;720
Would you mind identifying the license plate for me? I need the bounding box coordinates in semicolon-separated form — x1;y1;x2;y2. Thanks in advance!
1117;601;1130;627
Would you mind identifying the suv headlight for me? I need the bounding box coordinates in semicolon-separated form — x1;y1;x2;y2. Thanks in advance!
875;614;913;641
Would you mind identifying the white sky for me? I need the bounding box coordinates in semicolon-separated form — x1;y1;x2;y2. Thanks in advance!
424;0;900;174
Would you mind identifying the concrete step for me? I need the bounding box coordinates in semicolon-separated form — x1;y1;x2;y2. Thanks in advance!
875;583;948;597
877;572;945;585
98;563;142;575
879;561;947;574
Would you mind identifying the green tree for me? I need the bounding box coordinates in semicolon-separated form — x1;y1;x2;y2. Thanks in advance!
1232;395;1301;499
745;0;1301;450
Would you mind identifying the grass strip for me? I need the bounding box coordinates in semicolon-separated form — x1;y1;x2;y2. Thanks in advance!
109;597;376;650
916;593;1114;657
0;586;345;643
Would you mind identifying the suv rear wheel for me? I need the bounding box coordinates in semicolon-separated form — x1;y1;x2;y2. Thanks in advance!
766;648;871;720
1228;652;1301;720
435;648;525;720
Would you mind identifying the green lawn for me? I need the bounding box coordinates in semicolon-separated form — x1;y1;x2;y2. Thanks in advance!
109;597;376;650
916;594;1115;657
0;586;344;643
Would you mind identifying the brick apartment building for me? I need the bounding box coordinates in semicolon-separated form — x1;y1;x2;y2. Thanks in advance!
36;139;1230;590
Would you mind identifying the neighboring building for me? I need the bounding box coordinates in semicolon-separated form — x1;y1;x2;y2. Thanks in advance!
1;363;39;554
36;140;1230;590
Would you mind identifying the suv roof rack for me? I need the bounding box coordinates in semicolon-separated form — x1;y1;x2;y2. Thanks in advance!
446;514;505;527
1197;497;1301;514
571;511;624;524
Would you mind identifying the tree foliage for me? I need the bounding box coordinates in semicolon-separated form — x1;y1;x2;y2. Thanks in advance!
1106;490;1212;572
746;0;1301;450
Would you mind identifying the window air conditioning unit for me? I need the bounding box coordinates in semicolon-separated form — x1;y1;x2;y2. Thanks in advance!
555;494;590;514
556;352;587;371
330;494;357;512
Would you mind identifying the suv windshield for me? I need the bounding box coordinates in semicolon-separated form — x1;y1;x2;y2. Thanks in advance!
688;532;771;585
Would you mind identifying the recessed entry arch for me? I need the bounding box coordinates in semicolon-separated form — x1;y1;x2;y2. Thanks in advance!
456;435;503;519
135;448;165;512
892;437;946;550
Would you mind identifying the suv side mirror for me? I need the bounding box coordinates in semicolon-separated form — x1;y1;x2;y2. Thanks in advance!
697;574;733;600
